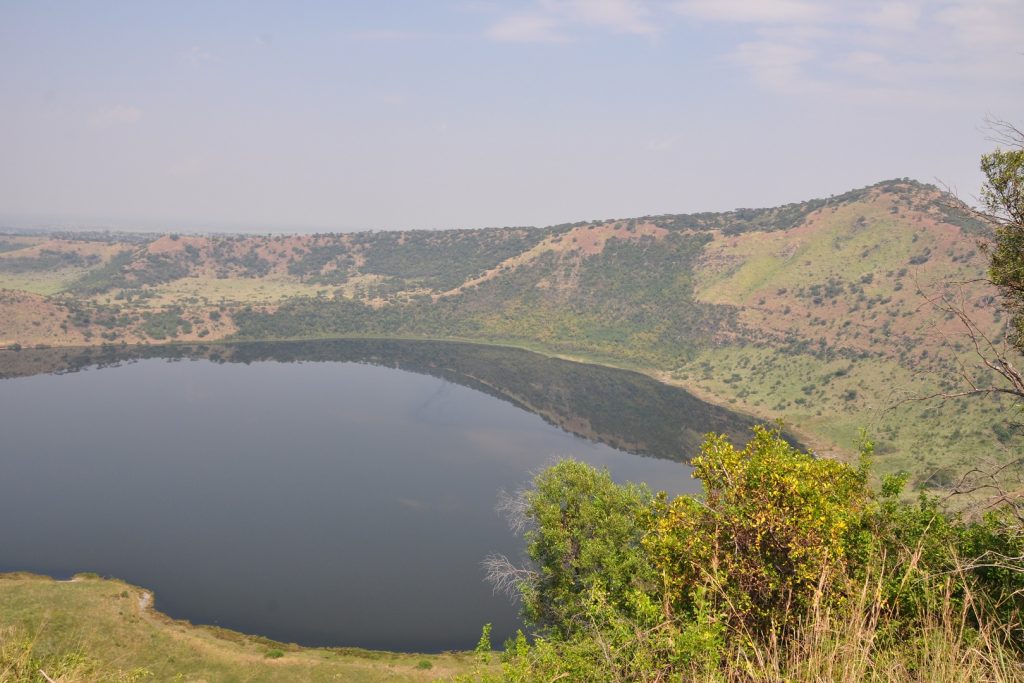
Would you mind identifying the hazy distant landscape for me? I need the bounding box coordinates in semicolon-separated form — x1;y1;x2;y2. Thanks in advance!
3;1;1024;681
5;155;1024;683
0;179;1009;482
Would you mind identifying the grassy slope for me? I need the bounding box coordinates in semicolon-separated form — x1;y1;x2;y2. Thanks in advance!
0;574;487;682
0;180;1012;480
677;186;1010;477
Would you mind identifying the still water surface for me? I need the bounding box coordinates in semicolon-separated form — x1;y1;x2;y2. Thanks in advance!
0;340;758;651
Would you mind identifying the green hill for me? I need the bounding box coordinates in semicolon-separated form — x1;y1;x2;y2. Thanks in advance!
0;179;1010;481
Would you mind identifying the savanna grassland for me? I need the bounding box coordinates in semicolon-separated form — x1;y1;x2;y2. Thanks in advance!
0;179;1008;482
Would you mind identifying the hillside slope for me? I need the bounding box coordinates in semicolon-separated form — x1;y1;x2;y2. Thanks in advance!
0;179;1011;481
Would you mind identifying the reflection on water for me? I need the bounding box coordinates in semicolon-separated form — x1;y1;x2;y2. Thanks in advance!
0;339;775;461
0;340;776;652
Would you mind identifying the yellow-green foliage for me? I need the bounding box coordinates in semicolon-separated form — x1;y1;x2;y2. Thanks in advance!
650;427;869;632
696;200;941;307
492;429;1024;682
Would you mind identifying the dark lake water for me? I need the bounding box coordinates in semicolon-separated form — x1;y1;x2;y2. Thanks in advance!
0;340;762;652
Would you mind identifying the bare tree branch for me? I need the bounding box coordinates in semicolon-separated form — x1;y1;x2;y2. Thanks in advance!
496;487;531;535
983;115;1024;152
893;279;1024;407
482;553;536;599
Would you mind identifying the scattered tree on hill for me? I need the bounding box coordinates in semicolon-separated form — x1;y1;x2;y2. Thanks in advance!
899;119;1024;545
915;120;1024;406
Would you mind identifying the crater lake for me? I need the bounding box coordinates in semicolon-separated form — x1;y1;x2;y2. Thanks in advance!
0;340;764;652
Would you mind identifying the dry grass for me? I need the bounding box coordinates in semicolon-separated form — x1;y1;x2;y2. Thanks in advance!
724;581;1022;682
0;573;489;682
684;548;1024;683
508;548;1024;682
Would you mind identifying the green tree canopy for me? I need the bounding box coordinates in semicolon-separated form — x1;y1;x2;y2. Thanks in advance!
981;122;1024;349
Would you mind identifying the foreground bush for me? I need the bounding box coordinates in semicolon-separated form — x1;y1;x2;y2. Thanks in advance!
650;428;870;635
477;428;1024;682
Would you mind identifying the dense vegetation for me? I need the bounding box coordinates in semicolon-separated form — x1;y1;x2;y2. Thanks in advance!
232;230;731;367
287;241;355;284
0;249;100;273
354;227;549;291
460;429;1024;682
66;250;136;295
442;122;1024;683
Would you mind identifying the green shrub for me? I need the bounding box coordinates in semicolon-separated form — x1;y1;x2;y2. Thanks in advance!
649;426;870;634
518;460;656;636
490;427;1024;681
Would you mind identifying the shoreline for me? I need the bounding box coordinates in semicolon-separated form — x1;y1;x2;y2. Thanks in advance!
0;571;484;661
0;332;834;459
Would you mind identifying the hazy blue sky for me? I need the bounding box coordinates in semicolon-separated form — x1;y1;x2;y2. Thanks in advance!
1;1;1022;232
